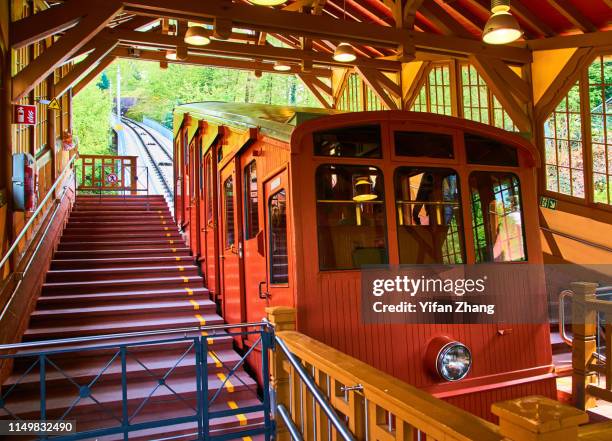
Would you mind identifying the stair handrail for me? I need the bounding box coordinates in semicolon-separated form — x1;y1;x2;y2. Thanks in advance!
274;334;356;441
0;320;270;352
559;289;574;346
0;154;77;271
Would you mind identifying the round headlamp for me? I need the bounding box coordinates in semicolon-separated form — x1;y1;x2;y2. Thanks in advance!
426;337;472;382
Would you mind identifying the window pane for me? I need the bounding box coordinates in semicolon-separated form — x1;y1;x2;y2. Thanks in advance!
469;172;527;263
244;161;259;240
394;131;454;159
395;167;465;264
588;55;611;204
464;133;519;166
313;125;382;158
206;157;213;222
316;165;388;270
269;190;288;284
224;176;235;248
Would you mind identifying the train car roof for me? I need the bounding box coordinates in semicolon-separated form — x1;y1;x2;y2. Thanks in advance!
174;102;344;142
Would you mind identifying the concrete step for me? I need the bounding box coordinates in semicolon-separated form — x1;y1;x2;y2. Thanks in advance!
45;265;200;283
58;240;184;251
42;275;204;295
51;255;195;270
54;248;191;259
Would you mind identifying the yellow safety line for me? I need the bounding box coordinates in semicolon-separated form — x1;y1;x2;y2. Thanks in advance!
189;299;200;310
178;266;185;272
175;256;181;261
185;287;194;296
243;437;252;441
209;351;223;368
166;233;172;237
217;373;235;393
182;276;190;283
228;401;247;426
164;227;169;231
171;248;177;253
168;240;175;244
195;314;206;325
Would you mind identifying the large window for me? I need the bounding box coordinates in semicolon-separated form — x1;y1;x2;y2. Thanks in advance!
395;168;464;264
411;63;452;116
206;155;213;223
543;83;584;198
313;125;382;158
224;176;235;248
244;160;259;239
470;172;526;263
394;131;454;159
337;72;384;111
589;55;612;204
316;165;388;270
269;190;289;284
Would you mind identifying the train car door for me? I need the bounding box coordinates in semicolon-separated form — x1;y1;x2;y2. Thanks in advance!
263;169;293;307
201;149;220;300
173;137;183;225
240;152;266;323
219;160;244;325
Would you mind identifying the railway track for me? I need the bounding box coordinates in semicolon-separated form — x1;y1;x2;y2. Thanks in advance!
120;117;174;203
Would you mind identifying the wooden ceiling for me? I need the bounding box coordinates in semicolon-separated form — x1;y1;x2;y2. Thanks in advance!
9;0;612;102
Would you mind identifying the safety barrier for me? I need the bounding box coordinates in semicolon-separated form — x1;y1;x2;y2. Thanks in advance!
0;322;273;441
76;154;139;194
267;306;612;441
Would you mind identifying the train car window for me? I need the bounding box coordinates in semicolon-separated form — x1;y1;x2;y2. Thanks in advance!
315;165;388;270
395;168;465;264
244;161;259;240
269;190;289;284
313;125;382;158
394;131;454;159
224;176;235;248
469;172;527;263
465;133;519;166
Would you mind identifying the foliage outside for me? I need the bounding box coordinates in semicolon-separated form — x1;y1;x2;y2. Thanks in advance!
73;59;322;156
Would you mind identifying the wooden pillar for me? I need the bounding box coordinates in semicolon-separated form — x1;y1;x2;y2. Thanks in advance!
130;156;137;195
492;396;589;441
266;307;296;441
571;281;599;410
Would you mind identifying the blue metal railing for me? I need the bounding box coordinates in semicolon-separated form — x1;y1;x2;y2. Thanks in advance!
0;322;274;441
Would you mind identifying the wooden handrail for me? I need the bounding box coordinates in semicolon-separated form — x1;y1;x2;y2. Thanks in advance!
267;307;602;441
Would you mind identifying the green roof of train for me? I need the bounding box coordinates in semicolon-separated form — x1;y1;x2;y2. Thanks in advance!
174;102;344;142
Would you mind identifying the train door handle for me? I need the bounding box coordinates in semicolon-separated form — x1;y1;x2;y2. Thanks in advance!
258;281;270;300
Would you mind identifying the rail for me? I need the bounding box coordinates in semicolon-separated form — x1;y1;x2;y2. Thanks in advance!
266;307;612;441
0;154;76;272
564;282;612;411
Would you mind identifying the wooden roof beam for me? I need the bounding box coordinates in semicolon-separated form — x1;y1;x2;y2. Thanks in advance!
11;0;123;102
403;61;431;109
110;29;403;71
510;0;556;37
111;46;333;76
72;55;116;96
53;38;118;98
419;0;472;38
122;0;530;63
297;73;333;108
404;0;426;29
354;66;401;110
11;0;85;49
527;31;612;50
545;0;598;33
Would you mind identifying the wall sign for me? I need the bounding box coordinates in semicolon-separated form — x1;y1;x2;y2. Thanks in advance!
540;196;557;210
13;104;37;125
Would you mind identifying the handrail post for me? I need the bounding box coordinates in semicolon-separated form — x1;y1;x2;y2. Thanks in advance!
130;157;137;195
571;281;599;410
492;396;588;441
267;307;296;441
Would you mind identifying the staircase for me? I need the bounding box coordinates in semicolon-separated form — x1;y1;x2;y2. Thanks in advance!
0;195;263;440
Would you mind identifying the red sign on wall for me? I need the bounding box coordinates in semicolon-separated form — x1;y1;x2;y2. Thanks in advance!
13;104;37;125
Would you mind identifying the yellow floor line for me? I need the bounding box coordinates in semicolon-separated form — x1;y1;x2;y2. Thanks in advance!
243;437;252;441
228;401;247;426
178;266;185;272
209;351;223;368
189;299;200;310
166;233;172;237
175;256;181;261
182;276;190;283
185;287;194;296
195;314;206;325
164;227;169;231
168;240;175;244
171;248;177;253
217;373;235;393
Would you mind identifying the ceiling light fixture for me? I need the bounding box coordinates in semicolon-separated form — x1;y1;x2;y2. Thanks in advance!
273;61;292;71
482;0;523;45
249;0;288;5
185;25;211;46
333;0;356;63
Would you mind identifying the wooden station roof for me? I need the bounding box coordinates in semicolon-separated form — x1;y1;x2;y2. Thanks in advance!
10;0;612;103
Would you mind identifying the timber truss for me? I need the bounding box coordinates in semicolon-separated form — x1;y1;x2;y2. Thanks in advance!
8;0;612;113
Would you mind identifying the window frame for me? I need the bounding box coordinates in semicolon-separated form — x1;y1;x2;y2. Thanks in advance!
243;159;260;240
268;189;289;285
390;123;462;166
223;175;235;249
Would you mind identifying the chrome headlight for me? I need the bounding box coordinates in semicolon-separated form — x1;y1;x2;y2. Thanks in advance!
436;341;472;381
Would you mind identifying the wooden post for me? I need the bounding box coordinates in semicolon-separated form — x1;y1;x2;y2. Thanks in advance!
266;307;296;441
571;281;598;410
130;156;137;195
492;396;589;441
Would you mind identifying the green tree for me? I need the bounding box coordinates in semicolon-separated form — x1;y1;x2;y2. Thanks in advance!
73;82;113;155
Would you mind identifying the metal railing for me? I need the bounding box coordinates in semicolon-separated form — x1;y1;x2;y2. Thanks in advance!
76;154;140;195
0;322;274;441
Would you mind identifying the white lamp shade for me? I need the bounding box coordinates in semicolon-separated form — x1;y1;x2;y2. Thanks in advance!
165;50;177;60
333;42;357;63
185;26;211;46
483;11;523;45
249;0;287;5
273;61;292;71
